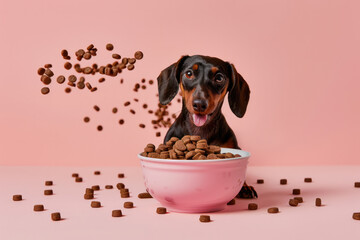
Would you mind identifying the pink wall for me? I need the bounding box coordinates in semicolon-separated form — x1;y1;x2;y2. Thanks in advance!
0;0;359;166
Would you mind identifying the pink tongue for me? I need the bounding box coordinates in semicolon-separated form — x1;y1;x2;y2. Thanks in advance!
192;114;207;127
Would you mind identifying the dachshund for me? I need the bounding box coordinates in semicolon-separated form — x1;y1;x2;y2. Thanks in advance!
157;55;257;199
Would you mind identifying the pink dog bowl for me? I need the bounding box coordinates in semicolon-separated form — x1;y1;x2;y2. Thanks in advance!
138;148;250;213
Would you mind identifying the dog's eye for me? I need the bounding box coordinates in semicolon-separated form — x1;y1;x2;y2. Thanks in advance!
214;73;224;83
185;71;194;79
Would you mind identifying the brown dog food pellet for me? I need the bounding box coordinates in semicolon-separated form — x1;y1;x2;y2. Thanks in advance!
121;192;130;198
83;52;91;60
92;185;100;191
112;54;121;59
112;210;122;217
13;195;22;201
116;183;125;189
68;75;76;83
64;62;72;70
61;49;68;57
304;178;312;182
44;68;54;77
149;80;154;84
280;179;287;185
34;204;44;211
98;77;105;83
51;212;61;221
156;132;161;137
45;181;53;186
227;199;236;205
267;207;279;213
84;193;94;200
112;107;118;113
75;177;82;182
38;67;45;75
289;199;299;207
354;182;360;188
118;173;125;178
138;192;152;198
130;109;135;114
41;87;50;95
134;51;143;60
85;188;94;194
124;202;133;208
292;189;301;195
91;201;101;208
65;87;71;93
67;81;76;87
44;189;53;195
315;198;322;206
353;212;360;220
94;171;101;175
124;101;130;106
156;207;167;214
87;44;94;50
97;125;103;131
83;116;90;123
139;124;145;128
257;179;264;184
248;203;258;210
127;64;135;70
90;87;97;92
41;75;51;85
72;173;79;177
199;215;211;222
119;119;125;125
93;105;100;111
105;185;113;189
85;82;92;90
106;43;113;51
294;197;303;203
57;75;65;84
77;82;85;89
44;64;52;68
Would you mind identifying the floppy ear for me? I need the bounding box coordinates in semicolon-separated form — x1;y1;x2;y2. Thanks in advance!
157;56;189;105
227;63;250;118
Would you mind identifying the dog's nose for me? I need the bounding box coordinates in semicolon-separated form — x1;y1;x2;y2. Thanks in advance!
193;99;208;112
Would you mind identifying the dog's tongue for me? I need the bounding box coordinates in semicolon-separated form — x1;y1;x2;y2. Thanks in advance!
192;114;207;127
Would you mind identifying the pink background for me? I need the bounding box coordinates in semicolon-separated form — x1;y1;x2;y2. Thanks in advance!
0;0;359;166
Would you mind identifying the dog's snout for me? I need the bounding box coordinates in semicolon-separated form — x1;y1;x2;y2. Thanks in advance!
192;99;208;112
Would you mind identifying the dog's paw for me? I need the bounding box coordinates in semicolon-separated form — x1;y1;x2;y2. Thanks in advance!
236;182;258;199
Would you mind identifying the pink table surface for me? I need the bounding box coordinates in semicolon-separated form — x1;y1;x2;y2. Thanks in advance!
1;165;359;240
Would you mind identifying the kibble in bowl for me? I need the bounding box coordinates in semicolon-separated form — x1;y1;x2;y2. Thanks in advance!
138;139;249;213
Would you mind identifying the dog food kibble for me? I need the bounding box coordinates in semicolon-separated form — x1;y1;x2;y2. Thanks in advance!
354;182;360;188
138;192;152;198
72;173;79;177
41;87;50;95
156;207;167;214
97;125;103;131
112;54;121;59
65;87;71;93
75;177;82;182
44;189;53;195
227;199;236;205
256;179;264;184
38;67;45;75
44;68;54;77
91;201;101;208
41;75;51;85
45;181;53;186
92;185;100;191
294;197;303;203
13;195;22;201
84;193;94;199
112;210;122;217
124;202;134;208
199;215;211;223
51;212;61;221
64;62;72;70
85;188;94;194
139;124;145;128
93;105;100;111
130;109;136;114
267;207;279;214
44;64;52;68
127;64;135;70
94;171;101;175
106;43;113;51
292;189;301;195
289;199;299;207
61;49;69;58
105;185;113;189
280;179;287;185
156;132;161;137
34;204;44;211
304;178;312;183
248;203;258;210
57;75;65;84
124;101;130;106
121;192;130;198
84;116;90;123
134;51;143;60
353;212;360;220
315;198;322;206
116;183;125;189
119;119;125;125
118;173;125;178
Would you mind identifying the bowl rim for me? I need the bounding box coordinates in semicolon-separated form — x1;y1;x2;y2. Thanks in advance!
138;147;250;163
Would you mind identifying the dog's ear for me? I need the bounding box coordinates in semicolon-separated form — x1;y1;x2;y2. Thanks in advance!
227;63;250;118
157;56;189;105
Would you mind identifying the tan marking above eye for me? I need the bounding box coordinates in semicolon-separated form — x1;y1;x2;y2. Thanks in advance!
211;67;218;74
192;64;198;71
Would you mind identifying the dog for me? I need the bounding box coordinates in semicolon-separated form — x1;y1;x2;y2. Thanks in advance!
157;55;257;199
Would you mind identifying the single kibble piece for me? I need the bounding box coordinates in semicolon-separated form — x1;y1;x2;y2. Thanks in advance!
267;207;279;213
83;116;90;123
105;185;113;189
199;215;211;223
106;43;114;51
44;64;52;68
44;189;53;195
138;192;152;198
65;87;71;93
98;77;105;83
57;75;65;84
315;198;322;206
354;182;360;188
130;109;135;114
68;75;77;83
94;171;101;175
139;124;145;128
280;179;287;185
353;212;360;220
34;204;44;211
97;125;103;131
61;49;68;57
304;178;312;183
85;188;94;194
129;58;136;64
248;203;258;210
83;52;91;60
75;177;82;182
156;207;167;214
86;82;92;90
116;183;125;189
112;210;122;217
119;119;124;125
13;195;22;201
257;179;264;184
121;192;130;198
289;199;299;207
124;202;134;208
227;199;236;205
45;181;53;186
112;107;118;113
93;105;100;111
51;212;61;221
156;132;161;137
38;67;45;75
41;75;51;85
72;173;79;177
87;44;94;50
91;201;101;208
118;173;125;178
294;197;303;203
84;193;94;199
112;54;121;59
64;62;72;70
44;68;54;77
134;51;143;60
77;82;85;89
41;87;50;95
124;101;130;106
92;185;100;191
91;87;98;92
292;189;301;195
127;64;135;70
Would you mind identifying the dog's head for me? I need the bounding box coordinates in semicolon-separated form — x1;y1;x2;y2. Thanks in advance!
157;55;250;127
